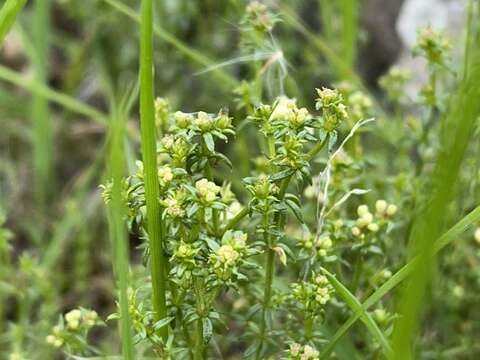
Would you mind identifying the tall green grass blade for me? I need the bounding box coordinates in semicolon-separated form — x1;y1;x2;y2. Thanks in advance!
0;65;108;124
103;0;237;88
320;205;480;358
139;0;168;341
321;267;392;356
108;101;134;360
0;0;27;46
339;0;358;68
31;0;53;208
390;33;480;359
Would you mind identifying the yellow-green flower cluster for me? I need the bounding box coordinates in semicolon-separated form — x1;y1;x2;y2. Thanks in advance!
162;190;187;218
271;96;310;128
158;165;173;184
290;275;333;313
351;201;397;238
209;231;248;280
251;174;278;199
195;178;221;204
413;26;451;65
349;91;373;121
287;342;320;360
379;67;411;103
245;0;274;33
315;87;348;132
46;309;100;348
195;111;214;131
173;111;193;129
154;97;170;128
160;135;189;166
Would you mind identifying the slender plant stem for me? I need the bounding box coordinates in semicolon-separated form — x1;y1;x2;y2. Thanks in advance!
194;317;204;360
221;207;249;235
255;136;328;358
0;0;27;46
32;0;53;210
139;0;168;341
255;211;273;360
109;107;134;360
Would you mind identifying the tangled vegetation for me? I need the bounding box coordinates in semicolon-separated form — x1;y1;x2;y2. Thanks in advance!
1;1;480;359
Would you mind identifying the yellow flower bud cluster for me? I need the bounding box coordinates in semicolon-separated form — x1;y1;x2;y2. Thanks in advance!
157;165;173;184
195;178;221;204
173;111;193;129
46;309;100;349
154;97;170;127
290;274;333;313
271;96;310;128
315;87;348;132
162;192;186;218
316;236;333;258
414;26;451;65
288;342;320;359
351;200;397;239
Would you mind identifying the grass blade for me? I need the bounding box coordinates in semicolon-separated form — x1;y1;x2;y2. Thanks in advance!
0;65;108;124
321;267;392;356
31;0;53;208
390;36;480;359
108;103;134;360
139;0;168;341
0;0;27;46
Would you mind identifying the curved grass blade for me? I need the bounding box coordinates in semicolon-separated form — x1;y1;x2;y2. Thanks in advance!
0;0;27;46
0;65;108;124
321;267;392;356
108;102;134;360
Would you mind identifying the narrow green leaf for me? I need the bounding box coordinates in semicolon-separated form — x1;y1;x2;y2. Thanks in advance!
0;0;27;46
139;0;168;341
321;268;392;356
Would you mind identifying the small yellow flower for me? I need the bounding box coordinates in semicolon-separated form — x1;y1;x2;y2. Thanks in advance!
217;245;239;266
158;165;173;183
474;228;480;244
351;226;361;237
386;204;397;216
375;200;388;215
357;204;369;217
46;335;56;345
195;111;213;131
174;111;192;128
65;309;81;323
195;178;220;203
367;223;379;232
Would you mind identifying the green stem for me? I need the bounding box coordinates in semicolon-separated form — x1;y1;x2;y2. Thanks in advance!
304;315;314;341
194;317;204;360
32;0;53;212
110;108;134;359
221;206;249;235
139;0;168;341
256;211;273;360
